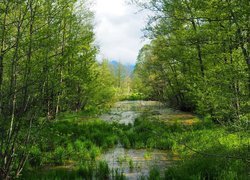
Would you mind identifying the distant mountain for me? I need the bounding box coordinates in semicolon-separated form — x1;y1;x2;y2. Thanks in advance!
109;60;135;77
109;60;119;68
127;64;135;76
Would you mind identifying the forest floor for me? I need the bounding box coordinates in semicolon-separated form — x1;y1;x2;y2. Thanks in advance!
21;101;249;179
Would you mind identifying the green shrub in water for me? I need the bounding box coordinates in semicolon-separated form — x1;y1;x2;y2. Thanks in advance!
129;159;134;171
90;146;101;161
78;162;94;179
111;169;126;180
96;161;110;179
148;167;161;180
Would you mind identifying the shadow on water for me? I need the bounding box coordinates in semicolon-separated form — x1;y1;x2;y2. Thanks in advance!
21;168;84;180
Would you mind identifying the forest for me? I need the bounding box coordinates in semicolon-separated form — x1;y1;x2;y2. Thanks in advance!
0;0;249;179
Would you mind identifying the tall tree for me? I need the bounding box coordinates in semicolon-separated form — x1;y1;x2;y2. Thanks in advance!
0;0;115;178
133;0;250;121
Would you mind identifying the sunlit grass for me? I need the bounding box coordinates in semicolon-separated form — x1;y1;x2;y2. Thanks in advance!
22;108;249;179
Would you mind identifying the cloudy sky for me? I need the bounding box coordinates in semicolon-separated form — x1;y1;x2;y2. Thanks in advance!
92;0;149;65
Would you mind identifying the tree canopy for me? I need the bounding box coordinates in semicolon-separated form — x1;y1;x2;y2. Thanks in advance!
0;0;116;178
133;0;250;122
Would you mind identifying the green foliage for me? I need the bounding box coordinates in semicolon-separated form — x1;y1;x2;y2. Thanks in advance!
133;0;250;121
129;159;134;170
0;0;116;178
21;169;84;180
78;162;94;179
96;161;110;179
122;92;148;101
148;167;161;180
163;124;249;179
165;155;248;180
29;146;42;167
22;161;124;180
28;119;121;166
111;169;126;180
22;111;249;179
53;146;66;165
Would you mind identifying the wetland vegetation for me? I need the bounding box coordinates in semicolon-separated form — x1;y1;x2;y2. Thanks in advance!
0;0;249;179
20;101;249;179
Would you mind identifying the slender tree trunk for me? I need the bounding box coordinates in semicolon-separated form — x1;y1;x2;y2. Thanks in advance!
3;3;26;177
22;0;35;113
56;70;63;116
8;21;21;143
0;1;9;114
184;0;205;77
226;0;250;90
56;18;66;116
44;1;52;120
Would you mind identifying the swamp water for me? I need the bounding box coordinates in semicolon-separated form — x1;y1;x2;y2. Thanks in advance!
100;101;165;125
99;101;177;179
23;101;181;179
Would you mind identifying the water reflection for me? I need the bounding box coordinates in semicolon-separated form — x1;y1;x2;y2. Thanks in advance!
101;145;176;179
100;101;176;179
100;101;164;125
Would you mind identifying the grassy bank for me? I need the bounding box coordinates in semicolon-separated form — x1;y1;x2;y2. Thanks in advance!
21;111;249;179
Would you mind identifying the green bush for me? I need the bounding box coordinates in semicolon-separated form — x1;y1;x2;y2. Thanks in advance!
29;146;42;167
149;167;161;180
24;111;249;179
111;169;126;180
53;146;66;165
165;155;248;180
78;162;94;179
96;161;110;179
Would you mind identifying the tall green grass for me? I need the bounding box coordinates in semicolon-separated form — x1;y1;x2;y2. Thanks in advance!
22;112;249;179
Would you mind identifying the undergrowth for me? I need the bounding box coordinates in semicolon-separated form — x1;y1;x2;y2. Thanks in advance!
22;112;249;179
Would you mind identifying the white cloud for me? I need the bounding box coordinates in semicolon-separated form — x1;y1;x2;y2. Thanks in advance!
92;0;148;64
